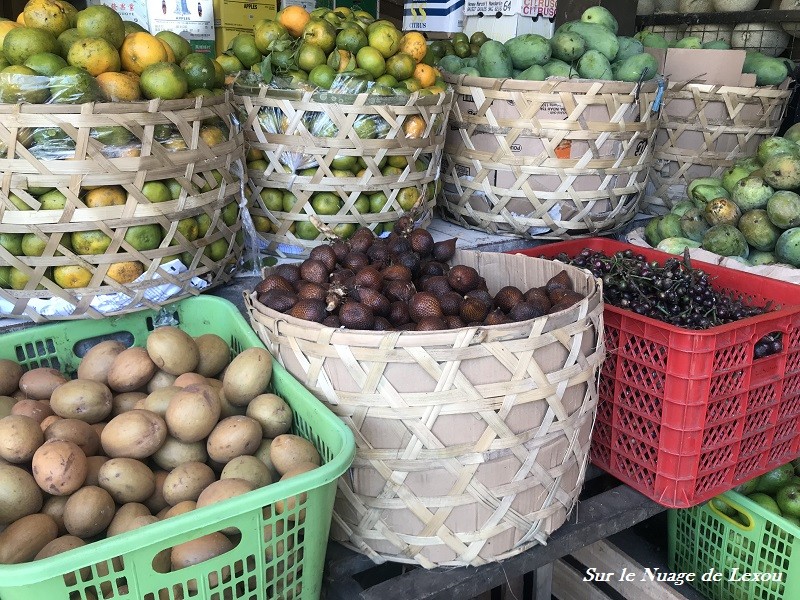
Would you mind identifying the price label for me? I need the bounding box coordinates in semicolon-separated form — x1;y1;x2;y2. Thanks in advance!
519;0;557;18
465;0;514;16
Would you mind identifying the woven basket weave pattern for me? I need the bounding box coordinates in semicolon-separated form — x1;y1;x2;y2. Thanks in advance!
0;95;245;321
439;75;659;239
645;82;791;213
246;251;604;567
235;87;454;258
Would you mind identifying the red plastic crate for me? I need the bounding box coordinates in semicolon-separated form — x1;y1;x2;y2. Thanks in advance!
512;238;800;508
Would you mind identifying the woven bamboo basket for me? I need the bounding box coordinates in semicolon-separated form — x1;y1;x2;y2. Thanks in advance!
245;250;604;568
233;83;454;258
439;74;660;239
645;80;792;214
0;93;245;322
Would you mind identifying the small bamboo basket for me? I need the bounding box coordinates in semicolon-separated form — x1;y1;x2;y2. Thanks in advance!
245;250;604;568
439;74;660;239
0;93;245;322
234;83;454;258
645;80;792;213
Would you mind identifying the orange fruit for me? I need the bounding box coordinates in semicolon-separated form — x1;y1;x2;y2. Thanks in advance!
24;51;67;76
0;65;50;103
106;261;143;284
23;0;72;37
399;32;426;64
254;19;288;54
158;38;175;63
397;186;421;211
96;71;141;101
120;32;168;74
215;53;243;76
413;63;437;88
278;5;311;38
76;5;125;49
180;52;216;91
57;27;80;56
3;27;60;65
71;229;111;255
297;42;326;72
385;52;415;81
124;224;162;251
0;21;21;50
53;264;92;288
139;62;188;100
66;37;120;76
356;46;385;78
368;24;401;59
155;31;191;64
302;18;336;54
199;125;226;146
403;115;426;139
84;185;126;207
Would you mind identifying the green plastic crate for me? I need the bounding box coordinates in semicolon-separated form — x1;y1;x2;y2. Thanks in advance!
0;296;356;600
669;491;800;600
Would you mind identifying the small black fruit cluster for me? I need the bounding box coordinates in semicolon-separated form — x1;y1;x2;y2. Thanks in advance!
254;219;587;331
548;248;782;358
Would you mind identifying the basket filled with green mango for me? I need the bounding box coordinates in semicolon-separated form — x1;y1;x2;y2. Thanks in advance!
437;6;661;239
635;27;793;214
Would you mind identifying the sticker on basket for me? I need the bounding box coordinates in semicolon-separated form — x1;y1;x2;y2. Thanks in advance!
0;260;209;319
542;102;567;118
555;141;572;159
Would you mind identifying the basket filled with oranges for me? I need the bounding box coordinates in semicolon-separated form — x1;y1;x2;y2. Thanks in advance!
0;1;246;321
223;5;453;258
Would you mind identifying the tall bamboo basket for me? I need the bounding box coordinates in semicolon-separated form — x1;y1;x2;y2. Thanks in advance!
645;80;791;213
234;83;454;258
246;250;604;568
439;74;660;239
0;93;245;321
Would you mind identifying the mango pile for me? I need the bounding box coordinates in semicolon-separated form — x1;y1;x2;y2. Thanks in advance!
436;6;659;82
218;5;447;95
637;29;793;87
644;128;800;268
0;0;227;103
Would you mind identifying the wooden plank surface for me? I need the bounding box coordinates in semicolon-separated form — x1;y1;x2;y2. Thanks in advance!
323;482;667;600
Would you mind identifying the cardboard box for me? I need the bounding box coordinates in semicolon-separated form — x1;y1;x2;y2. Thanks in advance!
147;0;216;53
462;0;555;43
645;47;791;202
218;0;278;30
403;0;465;34
87;0;149;28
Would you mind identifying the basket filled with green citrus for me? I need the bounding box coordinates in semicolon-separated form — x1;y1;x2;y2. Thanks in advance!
0;1;246;321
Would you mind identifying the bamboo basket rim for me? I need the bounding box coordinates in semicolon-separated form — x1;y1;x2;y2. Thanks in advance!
245;250;602;348
442;72;662;94
232;80;455;108
0;93;232;115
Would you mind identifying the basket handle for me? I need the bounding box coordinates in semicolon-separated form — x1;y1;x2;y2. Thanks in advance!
708;496;754;531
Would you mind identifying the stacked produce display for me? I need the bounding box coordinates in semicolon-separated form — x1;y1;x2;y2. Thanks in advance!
0;0;246;320
246;220;604;566
438;7;660;239
436;8;659;83
670;458;800;600
641;129;800;268
213;5;452;258
0;297;356;599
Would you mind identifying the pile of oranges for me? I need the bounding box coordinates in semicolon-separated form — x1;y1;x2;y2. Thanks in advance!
0;0;227;103
218;5;446;96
